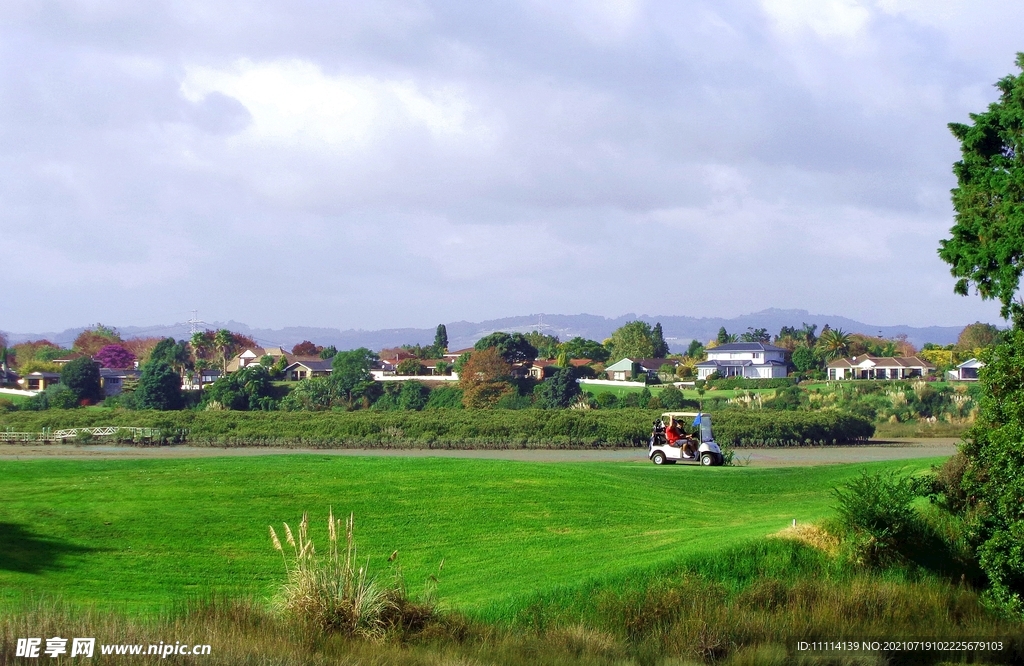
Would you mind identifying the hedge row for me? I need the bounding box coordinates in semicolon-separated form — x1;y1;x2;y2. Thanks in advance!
710;410;875;447
0;408;873;448
704;377;798;390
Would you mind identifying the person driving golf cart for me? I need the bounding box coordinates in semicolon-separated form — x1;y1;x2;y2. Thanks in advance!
664;416;698;459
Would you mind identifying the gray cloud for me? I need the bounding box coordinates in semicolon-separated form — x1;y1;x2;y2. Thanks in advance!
0;0;1018;333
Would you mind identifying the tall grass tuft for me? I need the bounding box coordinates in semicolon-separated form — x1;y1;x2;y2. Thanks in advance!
270;509;402;638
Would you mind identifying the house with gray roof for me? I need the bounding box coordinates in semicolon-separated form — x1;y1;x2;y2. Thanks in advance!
282;358;334;381
696;342;788;380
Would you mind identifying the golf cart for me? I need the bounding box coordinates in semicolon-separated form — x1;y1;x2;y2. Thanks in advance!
648;412;725;466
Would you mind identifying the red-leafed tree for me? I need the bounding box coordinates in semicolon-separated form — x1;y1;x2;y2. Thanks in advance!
292;340;322;356
73;324;122;356
95;344;136;369
122;337;163;365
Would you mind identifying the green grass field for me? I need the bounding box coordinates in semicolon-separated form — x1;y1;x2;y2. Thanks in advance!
0;392;30;406
0;455;942;618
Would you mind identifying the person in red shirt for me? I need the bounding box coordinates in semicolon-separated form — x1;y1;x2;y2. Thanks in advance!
666;416;697;459
665;417;683;445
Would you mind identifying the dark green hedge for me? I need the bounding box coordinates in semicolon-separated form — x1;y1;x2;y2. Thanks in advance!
0;408;873;448
704;377;798;390
710;410;875;447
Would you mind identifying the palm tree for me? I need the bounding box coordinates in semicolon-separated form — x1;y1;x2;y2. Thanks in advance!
817;328;852;361
214;329;233;373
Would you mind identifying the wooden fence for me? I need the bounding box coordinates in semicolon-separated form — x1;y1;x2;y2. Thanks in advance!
0;427;162;443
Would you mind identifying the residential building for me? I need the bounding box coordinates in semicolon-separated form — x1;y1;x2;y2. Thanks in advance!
695;343;788;380
949;358;984;381
826;355;935;380
283;359;334;381
604;358;678;381
527;358;592;380
18;371;61;392
227;347;289;372
99;368;140;397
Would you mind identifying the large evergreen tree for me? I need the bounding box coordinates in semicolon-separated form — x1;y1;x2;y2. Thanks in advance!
938;54;1024;618
433;324;448;354
60;357;102;404
136;361;184;410
651;322;670;358
939;53;1024;323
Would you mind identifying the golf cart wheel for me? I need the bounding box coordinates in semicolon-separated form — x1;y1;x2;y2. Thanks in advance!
652;452;666;465
700;452;714;466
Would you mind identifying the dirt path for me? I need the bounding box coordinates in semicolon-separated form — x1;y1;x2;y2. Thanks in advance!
0;438;958;467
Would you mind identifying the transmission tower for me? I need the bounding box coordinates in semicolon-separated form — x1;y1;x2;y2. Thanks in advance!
188;310;206;337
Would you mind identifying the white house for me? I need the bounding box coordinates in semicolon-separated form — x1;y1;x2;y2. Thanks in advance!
604;358;678;381
948;358;984;381
695;343;788;380
826;354;935;380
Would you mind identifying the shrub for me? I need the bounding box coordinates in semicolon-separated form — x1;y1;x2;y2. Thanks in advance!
424;386;463;410
833;470;922;566
705;377;798;390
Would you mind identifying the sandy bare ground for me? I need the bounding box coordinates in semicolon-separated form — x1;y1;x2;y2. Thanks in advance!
0;438;958;467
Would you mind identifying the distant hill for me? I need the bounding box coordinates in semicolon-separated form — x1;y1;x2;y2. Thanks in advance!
3;309;976;352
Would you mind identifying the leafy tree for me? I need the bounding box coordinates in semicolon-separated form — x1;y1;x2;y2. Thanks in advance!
95;344;135;369
957;322;1002;353
280;376;345;411
939;54;1024;323
135;361;184;410
396;358;425;375
452;351;473;375
122;337;162;365
951;323;1024;615
560;337;610;362
332;348;379;404
739;327;770;343
459;347;514;408
433;324;449;354
608;321;655;361
60;357;102;404
425;386;464;409
776;323;818;350
474;332;538;365
15;359;62;374
150;338;190;379
292;340;322;356
935;56;1024;617
205;365;278;411
398;380;430;411
536;367;581;409
319;345;338;360
73;324;121;356
685;339;705;359
651;323;670;358
791;345;818;372
524;331;561;359
716;327;732;344
435;360;452;375
817;328;852;361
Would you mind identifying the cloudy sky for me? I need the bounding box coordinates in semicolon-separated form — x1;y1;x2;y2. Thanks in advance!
2;0;1021;333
